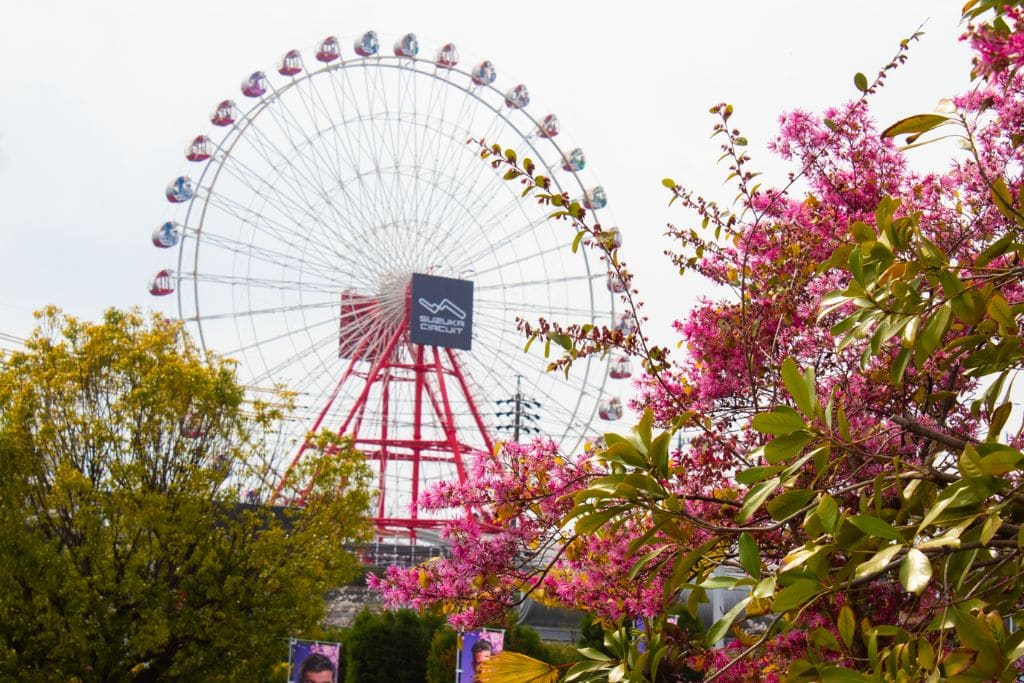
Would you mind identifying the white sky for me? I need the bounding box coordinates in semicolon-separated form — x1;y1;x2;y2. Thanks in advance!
0;1;969;353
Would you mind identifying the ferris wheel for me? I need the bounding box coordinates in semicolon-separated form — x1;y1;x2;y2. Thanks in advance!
150;31;634;537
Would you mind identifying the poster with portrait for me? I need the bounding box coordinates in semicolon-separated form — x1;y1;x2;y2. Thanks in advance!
456;628;504;682
289;639;341;683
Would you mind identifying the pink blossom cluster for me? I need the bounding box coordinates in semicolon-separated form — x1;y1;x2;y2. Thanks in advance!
369;439;589;627
700;610;844;682
371;438;740;626
965;7;1024;79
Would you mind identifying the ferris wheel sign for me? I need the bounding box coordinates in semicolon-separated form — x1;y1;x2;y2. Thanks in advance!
410;273;474;351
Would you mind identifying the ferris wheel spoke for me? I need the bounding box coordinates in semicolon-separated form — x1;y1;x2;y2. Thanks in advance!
217;313;338;359
190;229;340;284
403;66;426;228
278;70;378;235
418;72;473;237
251;307;403;391
470;235;572;277
238;100;366;246
212;138;342;246
218;129;355;253
418;77;498;247
260;85;343;211
430;113;509;249
186;299;338;322
306;71;362;186
199;186;343;274
307;79;397;243
201;154;361;267
333;68;404;235
345;63;396;227
474;298;605;321
275;77;340;182
234;111;331;215
183;271;344;295
430;98;558;254
245;325;344;387
475;273;601;292
210;166;347;265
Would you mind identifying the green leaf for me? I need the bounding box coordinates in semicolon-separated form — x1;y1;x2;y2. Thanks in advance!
890;347;913;386
627;545;672;581
738;532;760;579
781;357;816;416
752;576;776;599
980;512;1002;546
940;649;975;676
705;597;751;646
918;637;936;670
975;232;1016;268
987;402;1013;441
735;465;786;485
899;548;932;594
880;113;951;138
848;515;905;542
915;302;952;368
808;627;843;653
576;648;612;663
921;481;983;532
763;431;814;464
990;176;1019;224
634;408;654;449
951;606;1003;676
818;494;840;534
980;447;1023;475
987;291;1018;333
854;543;902;580
854;72;869;92
571;230;587;253
958;444;985;479
772;578;821;613
738;477;780;523
668;538;721;590
550;333;573;351
837;604;856;650
779;543;829;574
661;178;676;188
573;507;621;535
700;575;741;589
766;489;814;521
752;407;807;435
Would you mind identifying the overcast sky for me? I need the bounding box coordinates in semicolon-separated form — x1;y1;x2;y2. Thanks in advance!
0;1;969;354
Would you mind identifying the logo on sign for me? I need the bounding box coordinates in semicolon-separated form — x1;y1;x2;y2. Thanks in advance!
410;274;473;350
417;298;467;320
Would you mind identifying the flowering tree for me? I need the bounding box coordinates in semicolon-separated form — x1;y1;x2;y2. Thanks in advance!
375;3;1024;680
0;308;373;681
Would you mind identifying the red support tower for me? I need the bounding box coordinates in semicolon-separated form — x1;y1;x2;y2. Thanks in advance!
272;278;493;541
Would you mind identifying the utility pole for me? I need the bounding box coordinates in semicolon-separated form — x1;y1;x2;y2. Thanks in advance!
495;376;541;442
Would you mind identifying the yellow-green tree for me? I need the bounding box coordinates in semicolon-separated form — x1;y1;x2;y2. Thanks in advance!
0;307;372;682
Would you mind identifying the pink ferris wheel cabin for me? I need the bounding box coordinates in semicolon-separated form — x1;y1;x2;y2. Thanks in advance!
210;100;236;126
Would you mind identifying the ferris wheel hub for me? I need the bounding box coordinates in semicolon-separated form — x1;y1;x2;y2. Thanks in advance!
375;269;414;324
